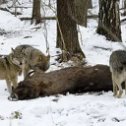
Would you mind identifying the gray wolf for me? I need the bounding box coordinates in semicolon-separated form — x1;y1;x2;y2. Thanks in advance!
109;50;126;98
11;44;50;77
10;65;112;100
0;53;22;94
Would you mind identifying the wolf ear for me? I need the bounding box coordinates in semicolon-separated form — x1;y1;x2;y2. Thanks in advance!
11;48;15;54
47;55;50;60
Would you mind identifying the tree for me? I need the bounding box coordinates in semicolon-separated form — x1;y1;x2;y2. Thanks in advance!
67;0;89;26
31;0;41;24
88;0;92;9
56;0;85;62
97;0;122;42
0;0;7;4
123;0;126;16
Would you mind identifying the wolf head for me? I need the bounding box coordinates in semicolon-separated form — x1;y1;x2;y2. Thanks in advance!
9;50;24;69
29;49;50;71
31;55;50;71
10;81;40;100
11;47;50;72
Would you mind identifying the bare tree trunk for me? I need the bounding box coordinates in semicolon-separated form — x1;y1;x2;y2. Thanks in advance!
31;0;41;24
13;0;17;16
56;0;85;62
67;0;88;26
124;0;126;15
88;0;92;9
97;0;122;42
0;0;8;4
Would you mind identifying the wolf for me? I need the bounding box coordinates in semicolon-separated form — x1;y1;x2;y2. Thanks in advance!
11;44;50;78
10;65;112;100
0;53;22;94
109;50;126;98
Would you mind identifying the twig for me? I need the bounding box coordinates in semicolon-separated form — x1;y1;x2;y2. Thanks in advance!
93;46;112;51
121;18;126;23
42;2;50;55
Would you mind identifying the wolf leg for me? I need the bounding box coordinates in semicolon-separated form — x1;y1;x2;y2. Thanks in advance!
11;77;18;89
117;84;123;98
125;80;126;95
113;82;118;97
6;79;12;94
112;75;118;96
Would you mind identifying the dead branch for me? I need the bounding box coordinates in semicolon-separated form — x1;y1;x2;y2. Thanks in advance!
20;16;56;21
121;18;126;23
0;7;12;13
0;7;21;15
87;15;98;19
8;6;32;9
93;46;112;51
120;7;126;10
20;15;98;21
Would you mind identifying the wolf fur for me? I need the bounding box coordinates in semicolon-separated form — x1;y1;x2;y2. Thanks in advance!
10;65;112;100
109;50;126;98
12;44;50;77
0;53;22;94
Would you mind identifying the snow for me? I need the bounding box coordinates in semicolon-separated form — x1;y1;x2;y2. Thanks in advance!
0;0;126;126
0;11;24;32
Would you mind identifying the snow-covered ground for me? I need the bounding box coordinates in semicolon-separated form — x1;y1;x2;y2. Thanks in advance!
0;0;126;126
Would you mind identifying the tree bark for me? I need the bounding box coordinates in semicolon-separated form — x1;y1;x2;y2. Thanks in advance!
67;0;88;26
56;0;85;62
88;0;92;9
97;0;122;42
0;0;7;5
31;0;41;24
123;0;126;15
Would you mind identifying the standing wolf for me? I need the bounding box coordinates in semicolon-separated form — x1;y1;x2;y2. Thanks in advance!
11;44;50;77
0;53;22;94
109;50;126;98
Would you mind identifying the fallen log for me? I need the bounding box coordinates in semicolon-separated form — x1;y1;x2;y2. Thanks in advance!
20;16;56;21
20;15;98;21
11;64;112;100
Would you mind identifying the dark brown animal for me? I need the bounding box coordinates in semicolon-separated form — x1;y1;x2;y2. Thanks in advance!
10;64;112;100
